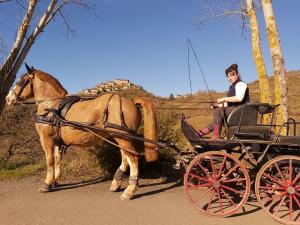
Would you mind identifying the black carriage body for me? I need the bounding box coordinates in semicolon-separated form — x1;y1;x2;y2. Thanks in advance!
181;103;300;157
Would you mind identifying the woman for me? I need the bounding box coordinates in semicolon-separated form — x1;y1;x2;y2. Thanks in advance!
199;63;250;139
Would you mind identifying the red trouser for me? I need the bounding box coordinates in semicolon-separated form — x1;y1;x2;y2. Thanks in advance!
206;106;236;131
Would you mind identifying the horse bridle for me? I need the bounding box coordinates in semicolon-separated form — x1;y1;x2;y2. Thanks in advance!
11;73;34;103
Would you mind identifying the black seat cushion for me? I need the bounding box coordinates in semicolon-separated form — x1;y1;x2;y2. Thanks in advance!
228;125;272;140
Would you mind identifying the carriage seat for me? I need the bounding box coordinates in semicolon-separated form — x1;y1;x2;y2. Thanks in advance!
226;103;274;140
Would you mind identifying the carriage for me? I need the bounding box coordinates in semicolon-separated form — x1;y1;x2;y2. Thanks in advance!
6;66;300;225
180;103;300;225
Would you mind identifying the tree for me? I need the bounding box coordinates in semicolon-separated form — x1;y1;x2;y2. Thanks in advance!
0;0;93;115
262;0;288;128
246;0;272;105
169;93;175;100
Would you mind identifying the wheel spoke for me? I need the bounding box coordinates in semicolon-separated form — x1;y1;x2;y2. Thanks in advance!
293;195;300;208
274;195;287;217
196;162;211;179
206;189;215;213
289;159;293;183
260;192;287;205
188;172;210;182
217;155;227;178
262;172;285;187
221;188;236;206
259;184;286;191
222;178;246;184
194;186;214;203
221;184;244;195
292;172;300;186
188;182;211;189
210;157;216;178
274;161;286;182
289;194;294;222
216;188;224;213
220;164;239;182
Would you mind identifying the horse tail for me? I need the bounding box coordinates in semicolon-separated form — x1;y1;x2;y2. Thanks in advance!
134;97;158;162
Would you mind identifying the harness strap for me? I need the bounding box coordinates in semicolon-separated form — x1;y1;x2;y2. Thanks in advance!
101;94;115;124
34;110;69;154
83;126;143;156
101;94;128;129
118;95;127;128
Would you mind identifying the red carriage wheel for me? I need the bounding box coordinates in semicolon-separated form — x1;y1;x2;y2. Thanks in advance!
255;155;300;225
184;151;251;217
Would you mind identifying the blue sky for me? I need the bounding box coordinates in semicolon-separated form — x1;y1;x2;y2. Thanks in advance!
1;0;300;97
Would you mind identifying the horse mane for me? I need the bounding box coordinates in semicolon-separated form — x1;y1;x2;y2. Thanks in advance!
33;70;68;96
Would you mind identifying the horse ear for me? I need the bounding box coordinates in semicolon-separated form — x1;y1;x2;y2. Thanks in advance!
25;62;34;73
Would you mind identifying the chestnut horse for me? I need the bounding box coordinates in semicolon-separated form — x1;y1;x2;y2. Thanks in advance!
6;66;158;200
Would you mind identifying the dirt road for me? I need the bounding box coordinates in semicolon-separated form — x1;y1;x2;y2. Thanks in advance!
0;177;278;225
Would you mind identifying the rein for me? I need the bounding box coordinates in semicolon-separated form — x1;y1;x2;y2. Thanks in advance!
15;97;66;105
15;95;98;105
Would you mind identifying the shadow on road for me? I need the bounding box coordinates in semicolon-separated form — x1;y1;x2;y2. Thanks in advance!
133;177;183;199
51;175;111;192
229;193;262;217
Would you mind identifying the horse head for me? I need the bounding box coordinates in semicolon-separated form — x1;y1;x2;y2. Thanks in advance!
6;64;35;106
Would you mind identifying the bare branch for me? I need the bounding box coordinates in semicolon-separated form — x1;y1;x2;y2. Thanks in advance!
63;0;94;11
58;8;76;38
0;0;12;3
15;0;27;10
195;10;247;30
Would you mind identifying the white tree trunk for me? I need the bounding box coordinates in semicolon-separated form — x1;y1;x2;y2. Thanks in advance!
246;0;272;104
262;0;288;129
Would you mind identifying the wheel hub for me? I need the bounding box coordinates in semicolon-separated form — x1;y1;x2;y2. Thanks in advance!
213;180;221;189
287;186;296;195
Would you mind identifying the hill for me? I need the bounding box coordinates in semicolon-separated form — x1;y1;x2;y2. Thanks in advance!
1;70;300;180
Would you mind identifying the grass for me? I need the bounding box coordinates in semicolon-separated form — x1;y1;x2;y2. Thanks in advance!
0;161;45;180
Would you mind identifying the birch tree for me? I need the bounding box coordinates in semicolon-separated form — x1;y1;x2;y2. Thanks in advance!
0;0;93;115
262;0;288;128
246;0;272;105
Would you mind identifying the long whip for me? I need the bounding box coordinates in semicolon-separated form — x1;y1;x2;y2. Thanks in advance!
187;39;215;104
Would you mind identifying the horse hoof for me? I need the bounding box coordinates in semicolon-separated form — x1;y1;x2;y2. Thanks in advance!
120;192;133;200
109;180;121;192
38;183;52;193
109;185;121;192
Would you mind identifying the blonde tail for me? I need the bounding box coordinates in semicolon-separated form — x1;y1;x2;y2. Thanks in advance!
134;97;158;162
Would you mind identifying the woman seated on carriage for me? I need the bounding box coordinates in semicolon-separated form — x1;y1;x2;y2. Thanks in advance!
198;63;250;139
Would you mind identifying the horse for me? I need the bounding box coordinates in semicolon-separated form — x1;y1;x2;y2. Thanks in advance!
5;65;158;200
